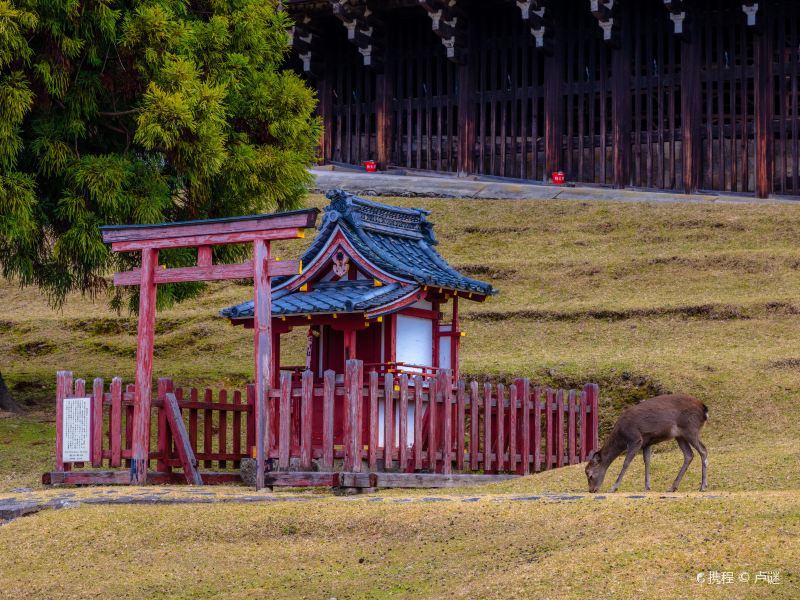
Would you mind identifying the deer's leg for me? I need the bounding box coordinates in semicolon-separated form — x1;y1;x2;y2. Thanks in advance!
686;435;708;492
642;445;653;491
609;442;642;493
670;437;694;492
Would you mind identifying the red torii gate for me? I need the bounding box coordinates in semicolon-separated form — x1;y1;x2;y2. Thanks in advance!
101;209;318;489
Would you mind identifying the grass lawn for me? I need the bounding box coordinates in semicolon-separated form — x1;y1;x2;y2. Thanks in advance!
1;194;799;597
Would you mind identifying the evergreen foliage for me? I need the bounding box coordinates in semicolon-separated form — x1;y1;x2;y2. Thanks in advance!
0;0;319;310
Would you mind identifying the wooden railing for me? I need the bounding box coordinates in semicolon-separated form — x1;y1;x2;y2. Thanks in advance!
53;361;599;479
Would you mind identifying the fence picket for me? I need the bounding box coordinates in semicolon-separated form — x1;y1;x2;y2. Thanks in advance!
92;378;104;468
399;374;409;471
470;381;479;471
301;370;314;470
219;389;228;469
369;370;379;470
568;389;577;465
414;375;423;470
279;372;291;469
110;377;122;468
456;380;465;471
483;383;492;472
203;388;213;469
556;389;565;468
384;372;394;469
322;370;335;470
496;383;505;472
233;390;242;468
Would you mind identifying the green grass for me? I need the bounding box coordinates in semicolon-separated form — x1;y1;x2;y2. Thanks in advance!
1;195;800;597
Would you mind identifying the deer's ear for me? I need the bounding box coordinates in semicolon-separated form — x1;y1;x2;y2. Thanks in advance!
587;450;599;463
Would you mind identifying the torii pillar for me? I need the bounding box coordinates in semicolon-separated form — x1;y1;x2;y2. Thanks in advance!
101;209;318;488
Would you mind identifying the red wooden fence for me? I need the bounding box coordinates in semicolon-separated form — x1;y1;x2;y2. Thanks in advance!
53;361;599;479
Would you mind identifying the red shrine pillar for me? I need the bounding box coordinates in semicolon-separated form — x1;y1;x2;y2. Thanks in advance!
253;238;273;490
131;247;158;485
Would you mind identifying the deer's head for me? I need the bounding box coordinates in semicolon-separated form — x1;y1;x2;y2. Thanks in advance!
585;450;607;493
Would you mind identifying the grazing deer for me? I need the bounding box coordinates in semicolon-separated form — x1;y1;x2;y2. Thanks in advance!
585;394;708;493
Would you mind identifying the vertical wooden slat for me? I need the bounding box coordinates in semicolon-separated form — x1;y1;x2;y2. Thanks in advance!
110;377;122;468
125;383;134;469
440;370;452;475
343;359;362;472
156;378;171;473
578;388;587;462
203;388;213;469
470;381;479;471
91;377;104;468
55;371;72;471
533;386;542;473
568;389;577;465
233;389;242;469
508;383;517;473
218;389;228;469
278;372;291;470
245;384;255;458
399;374;409;471
300;370;313;470
427;375;438;472
556;389;565;468
414;375;423;470
516;378;530;475
545;387;554;469
369;370;379;471
496;383;505;472
483;382;492;472
455;379;465;472
384;372;395;469
322;370;335;470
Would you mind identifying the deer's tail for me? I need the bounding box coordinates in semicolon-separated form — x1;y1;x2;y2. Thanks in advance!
702;404;709;421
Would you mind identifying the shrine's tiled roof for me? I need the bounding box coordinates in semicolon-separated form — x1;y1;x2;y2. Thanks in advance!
299;190;496;296
220;190;495;320
220;281;415;319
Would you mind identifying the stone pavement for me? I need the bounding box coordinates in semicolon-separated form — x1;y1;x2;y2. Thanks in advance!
310;167;797;204
0;486;724;524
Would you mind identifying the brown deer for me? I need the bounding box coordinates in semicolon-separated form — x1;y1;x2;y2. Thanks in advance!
585;394;708;493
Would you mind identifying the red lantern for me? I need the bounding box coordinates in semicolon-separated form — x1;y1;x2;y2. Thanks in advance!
552;171;566;185
364;160;378;172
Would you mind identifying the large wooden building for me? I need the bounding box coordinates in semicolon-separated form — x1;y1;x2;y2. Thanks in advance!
285;0;800;198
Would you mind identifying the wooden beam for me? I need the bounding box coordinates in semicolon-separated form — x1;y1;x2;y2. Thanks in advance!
101;210;317;243
164;392;203;485
131;247;158;485
373;472;517;488
253;238;273;490
110;228;304;253
113;259;300;286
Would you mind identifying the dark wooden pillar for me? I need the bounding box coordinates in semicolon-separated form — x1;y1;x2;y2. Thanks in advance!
544;26;563;181
375;71;394;170
318;62;334;164
457;62;476;176
754;17;774;199
681;33;702;194
131;247;158;485
611;19;632;188
253;238;273;491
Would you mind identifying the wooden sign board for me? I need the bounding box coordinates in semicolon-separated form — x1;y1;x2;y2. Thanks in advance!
62;397;91;463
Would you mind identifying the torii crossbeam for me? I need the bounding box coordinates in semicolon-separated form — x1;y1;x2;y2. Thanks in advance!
101;209;318;489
